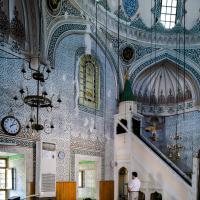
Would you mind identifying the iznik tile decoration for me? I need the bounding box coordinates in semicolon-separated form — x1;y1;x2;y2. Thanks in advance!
45;10;54;27
100;27;158;63
60;0;81;16
175;48;200;65
98;0;111;12
0;135;36;148
142;111;200;175
130;53;200;87
130;17;149;31
112;0;200;34
122;0;138;18
45;0;81;27
190;19;200;33
52;33;117;180
151;0;162;19
47;23;87;67
130;17;188;34
48;23;120;91
0;51;40;145
0;31;117;183
176;0;185;22
165;111;200;172
114;6;131;22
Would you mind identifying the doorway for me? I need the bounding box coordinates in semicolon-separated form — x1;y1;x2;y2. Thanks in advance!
75;155;101;200
118;167;128;200
78;160;97;200
0;152;25;200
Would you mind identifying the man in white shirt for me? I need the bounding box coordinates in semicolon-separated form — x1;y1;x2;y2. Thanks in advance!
128;172;141;200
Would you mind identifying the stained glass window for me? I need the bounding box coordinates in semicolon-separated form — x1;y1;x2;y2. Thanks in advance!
79;54;99;109
160;0;178;29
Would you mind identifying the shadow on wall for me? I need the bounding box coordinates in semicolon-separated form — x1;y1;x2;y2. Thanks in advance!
150;191;162;200
138;191;145;200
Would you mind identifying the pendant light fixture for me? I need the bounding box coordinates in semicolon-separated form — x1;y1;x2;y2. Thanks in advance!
13;1;62;133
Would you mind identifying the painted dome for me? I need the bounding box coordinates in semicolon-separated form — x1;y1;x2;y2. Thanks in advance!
74;0;200;46
133;60;197;105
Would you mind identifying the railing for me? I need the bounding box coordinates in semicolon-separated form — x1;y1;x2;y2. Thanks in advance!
116;119;192;185
136;133;192;185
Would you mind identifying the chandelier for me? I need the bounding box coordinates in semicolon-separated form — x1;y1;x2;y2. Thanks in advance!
167;132;184;161
13;59;62;133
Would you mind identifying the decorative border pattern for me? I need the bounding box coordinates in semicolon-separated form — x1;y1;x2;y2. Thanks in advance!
138;101;194;115
0;135;36;148
119;43;135;64
130;53;200;86
47;23;87;67
70;136;105;180
101;27;159;63
60;0;81;16
175;48;200;65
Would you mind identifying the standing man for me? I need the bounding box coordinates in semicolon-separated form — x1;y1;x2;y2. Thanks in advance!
128;172;141;200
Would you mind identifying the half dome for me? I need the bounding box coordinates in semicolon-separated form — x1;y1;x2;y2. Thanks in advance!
133;60;196;106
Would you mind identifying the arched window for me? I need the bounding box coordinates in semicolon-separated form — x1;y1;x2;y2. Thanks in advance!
79;54;99;109
160;0;178;29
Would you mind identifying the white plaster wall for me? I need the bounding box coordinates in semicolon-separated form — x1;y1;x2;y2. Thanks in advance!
118;101;137;114
104;138;114;180
114;133;194;200
138;0;154;28
8;156;26;199
185;0;200;30
0;146;33;197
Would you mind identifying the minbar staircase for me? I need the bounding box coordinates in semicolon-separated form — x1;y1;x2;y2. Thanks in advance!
114;101;199;200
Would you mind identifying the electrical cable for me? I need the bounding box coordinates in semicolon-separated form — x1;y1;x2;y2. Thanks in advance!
94;0;98;131
103;0;108;140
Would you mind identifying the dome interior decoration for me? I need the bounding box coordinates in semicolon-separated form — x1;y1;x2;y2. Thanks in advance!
122;0;138;18
133;60;196;106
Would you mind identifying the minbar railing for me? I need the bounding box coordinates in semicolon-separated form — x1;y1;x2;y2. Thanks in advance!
136;133;192;186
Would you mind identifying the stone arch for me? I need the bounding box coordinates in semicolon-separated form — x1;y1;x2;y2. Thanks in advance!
46;22;122;96
129;50;200;104
118;167;128;199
